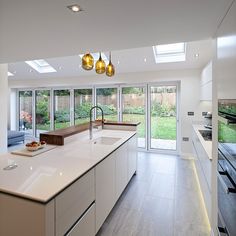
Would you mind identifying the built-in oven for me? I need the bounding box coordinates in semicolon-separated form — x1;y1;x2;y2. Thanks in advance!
218;99;236;236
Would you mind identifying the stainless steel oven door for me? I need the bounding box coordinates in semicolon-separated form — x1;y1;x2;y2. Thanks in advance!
218;158;236;236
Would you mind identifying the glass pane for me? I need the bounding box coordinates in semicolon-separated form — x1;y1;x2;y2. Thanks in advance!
150;86;177;150
74;89;93;125
54;90;70;130
35;90;50;137
19;91;33;137
122;87;146;148
96;88;118;121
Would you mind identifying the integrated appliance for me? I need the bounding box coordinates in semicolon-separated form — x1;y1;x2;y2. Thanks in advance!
204;111;212;129
218;99;236;236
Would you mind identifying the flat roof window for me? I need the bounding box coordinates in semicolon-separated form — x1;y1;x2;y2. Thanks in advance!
153;42;186;63
25;59;57;73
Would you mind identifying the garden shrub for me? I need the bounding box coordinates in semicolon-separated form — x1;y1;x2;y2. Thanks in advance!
123;106;144;114
151;102;176;117
75;103;91;119
97;104;117;115
55;110;70;122
36;99;50;124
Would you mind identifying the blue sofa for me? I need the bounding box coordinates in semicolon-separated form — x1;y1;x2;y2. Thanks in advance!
8;130;25;146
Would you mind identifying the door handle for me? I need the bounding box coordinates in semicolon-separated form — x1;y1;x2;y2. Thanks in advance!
218;171;236;194
218;114;236;125
218;226;228;236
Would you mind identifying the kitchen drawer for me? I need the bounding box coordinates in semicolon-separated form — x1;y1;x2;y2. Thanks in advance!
192;131;211;190
55;169;95;236
195;158;211;218
66;203;95;236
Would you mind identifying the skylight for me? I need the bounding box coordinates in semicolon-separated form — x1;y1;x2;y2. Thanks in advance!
8;71;14;76
153;42;186;63
25;59;57;73
79;53;109;64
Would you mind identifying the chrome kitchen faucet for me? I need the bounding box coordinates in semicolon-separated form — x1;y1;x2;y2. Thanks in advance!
89;106;104;140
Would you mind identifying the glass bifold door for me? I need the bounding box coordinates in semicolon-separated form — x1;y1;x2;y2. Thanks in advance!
120;84;177;151
18;84;178;152
149;85;177;151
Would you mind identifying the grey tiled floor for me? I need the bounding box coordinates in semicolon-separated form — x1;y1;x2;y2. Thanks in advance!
96;152;211;236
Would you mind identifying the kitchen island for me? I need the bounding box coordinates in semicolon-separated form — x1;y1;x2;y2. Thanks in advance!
0;126;138;236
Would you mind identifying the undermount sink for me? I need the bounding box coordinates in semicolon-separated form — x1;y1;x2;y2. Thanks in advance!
199;130;212;141
92;137;121;145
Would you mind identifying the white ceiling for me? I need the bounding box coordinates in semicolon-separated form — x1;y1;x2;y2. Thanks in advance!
8;40;212;80
0;0;233;64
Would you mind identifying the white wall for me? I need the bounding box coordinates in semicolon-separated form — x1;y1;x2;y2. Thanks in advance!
0;64;8;154
9;68;211;155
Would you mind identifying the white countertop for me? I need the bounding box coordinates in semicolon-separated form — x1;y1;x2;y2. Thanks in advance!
192;124;212;160
0;129;136;203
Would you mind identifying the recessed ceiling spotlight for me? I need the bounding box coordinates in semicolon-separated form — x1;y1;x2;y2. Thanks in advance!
8;72;14;76
194;53;199;58
67;4;82;13
29;69;33;73
59;66;62;70
144;58;147;62
117;60;120;65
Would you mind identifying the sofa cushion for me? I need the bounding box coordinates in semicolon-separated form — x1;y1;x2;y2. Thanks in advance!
8;130;25;139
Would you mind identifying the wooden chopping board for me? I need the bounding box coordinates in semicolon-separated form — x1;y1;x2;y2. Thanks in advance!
11;145;57;157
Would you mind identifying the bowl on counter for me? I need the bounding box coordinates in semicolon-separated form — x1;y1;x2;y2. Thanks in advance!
25;141;46;151
25;145;39;151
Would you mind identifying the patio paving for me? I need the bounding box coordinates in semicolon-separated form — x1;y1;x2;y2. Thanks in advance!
138;138;176;150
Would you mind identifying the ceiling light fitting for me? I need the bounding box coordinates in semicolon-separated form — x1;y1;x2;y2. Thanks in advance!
81;51;115;77
67;4;82;13
95;52;106;74
106;52;115;77
82;53;94;70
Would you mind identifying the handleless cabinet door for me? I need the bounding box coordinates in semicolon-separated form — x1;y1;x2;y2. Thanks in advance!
67;203;95;236
127;135;137;181
55;169;95;236
116;142;128;199
95;152;116;233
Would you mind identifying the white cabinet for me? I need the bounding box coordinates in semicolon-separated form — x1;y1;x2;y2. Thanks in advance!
127;134;137;181
0;194;54;236
192;130;211;219
200;61;212;101
201;81;212;101
115;142;128;199
95;152;116;233
67;203;95;236
192;131;211;189
55;169;95;236
95;134;137;234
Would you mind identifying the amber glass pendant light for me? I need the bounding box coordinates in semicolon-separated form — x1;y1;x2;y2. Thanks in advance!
106;52;115;77
95;52;106;74
82;53;94;70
